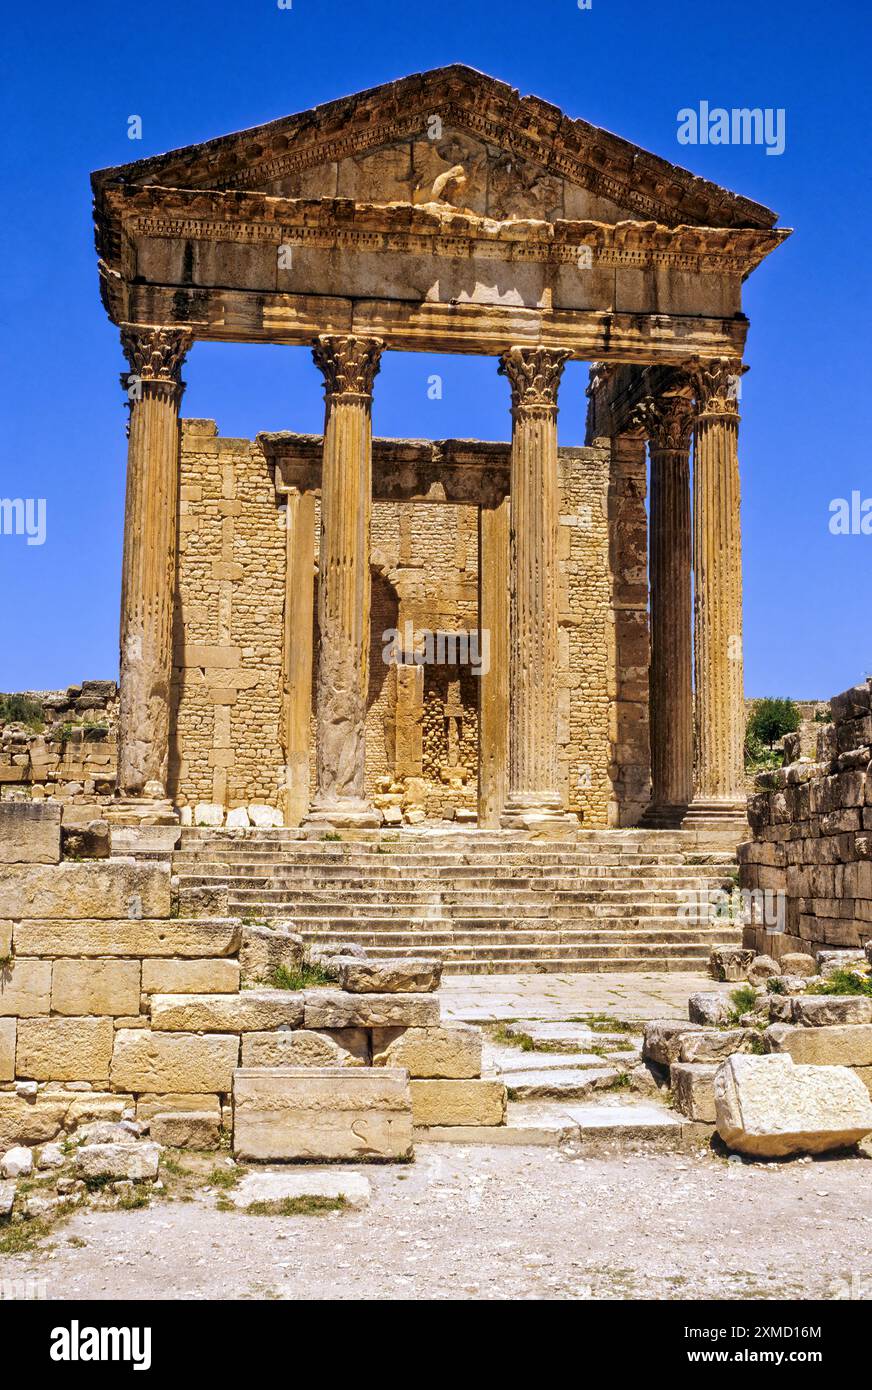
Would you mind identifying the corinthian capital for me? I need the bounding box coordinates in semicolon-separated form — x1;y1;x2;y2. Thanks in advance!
499;346;572;417
312;335;384;401
690;358;746;421
120;325;191;396
630;394;695;453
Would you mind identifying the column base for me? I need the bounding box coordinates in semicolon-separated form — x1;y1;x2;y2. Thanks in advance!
682;798;748;831
105;796;180;828
500;796;579;835
640;802;691;830
304;800;382;830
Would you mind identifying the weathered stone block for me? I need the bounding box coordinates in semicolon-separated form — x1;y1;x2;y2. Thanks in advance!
51;959;141;1017
150;1111;220;1149
61;820;110;861
748;954;780;985
709;946;754;982
0;862;171;920
792;996;872;1027
303;989;440;1030
16;1017;114;1082
671;1062;718;1122
239;922;303;983
0;1018;15;1081
13;918;241;959
232;1067;413;1161
687;992;733;1026
764;1021;872;1067
135;1093;222;1122
371;1024;482;1079
110;1030;239;1093
642;1019;703;1066
0;1094;68;1149
410;1079;506;1127
0;802;61;865
241;1028;368;1068
0;958;51;1016
678;1028;758;1063
75;1142;160;1181
150;990;304;1033
335;957;442;994
141;959;240;994
714;1053;872;1157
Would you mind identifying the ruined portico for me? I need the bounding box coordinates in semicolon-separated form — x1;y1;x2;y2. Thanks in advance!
91;65;789;831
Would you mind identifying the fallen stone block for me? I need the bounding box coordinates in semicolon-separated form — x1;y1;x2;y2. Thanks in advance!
792;996;872;1027
36;1142;66;1170
303;989;440;1030
0;1179;15;1216
678;1028;759;1064
709;946;754;982
75;1141;160;1182
688;992;733;1026
714;1053;872;1157
141;959;240;995
335;957;442;995
748;955;780;985
0;861;171;920
0;802;61;865
371;1024;482;1079
150;990;304;1033
239;922;303;984
231;1170;370;1211
1;1145;33;1178
13;917;241;959
0;958;52;1017
765;1022;872;1067
818;949;868;977
642;1019;704;1066
780;952;817;978
16;1016;114;1082
409;1079;507;1127
232;1067;413;1161
241;1028;368;1068
110;1030;239;1093
51;959;141;1017
671;1062;718;1122
150;1111;220;1149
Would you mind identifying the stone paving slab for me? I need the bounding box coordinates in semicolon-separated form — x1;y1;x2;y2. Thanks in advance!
441;971;732;1025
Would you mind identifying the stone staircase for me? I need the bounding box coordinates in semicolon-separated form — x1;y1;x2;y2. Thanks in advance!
170;828;743;975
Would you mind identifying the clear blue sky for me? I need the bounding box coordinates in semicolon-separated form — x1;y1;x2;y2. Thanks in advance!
1;0;869;699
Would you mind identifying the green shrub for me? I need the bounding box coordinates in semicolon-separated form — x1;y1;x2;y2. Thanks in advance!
0;693;44;730
746;698;801;750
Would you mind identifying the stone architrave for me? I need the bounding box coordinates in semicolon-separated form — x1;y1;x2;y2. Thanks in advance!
307;336;384;826
118;325;191;799
498;346;575;828
688;358;747;820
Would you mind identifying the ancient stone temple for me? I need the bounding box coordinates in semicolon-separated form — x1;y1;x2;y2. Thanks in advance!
91;66;789;833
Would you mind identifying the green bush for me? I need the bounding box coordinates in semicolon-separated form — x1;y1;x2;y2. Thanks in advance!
0;693;44;730
746;698;801;751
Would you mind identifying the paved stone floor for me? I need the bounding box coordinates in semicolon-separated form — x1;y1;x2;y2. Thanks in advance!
442;970;733;1024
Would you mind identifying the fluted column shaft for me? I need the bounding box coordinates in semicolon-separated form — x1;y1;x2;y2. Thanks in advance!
309;335;384;822
691;359;746;807
118;326;190;798
498;346;572;825
643;396;694;812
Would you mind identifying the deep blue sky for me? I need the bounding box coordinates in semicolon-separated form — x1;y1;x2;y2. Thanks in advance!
1;0;869;698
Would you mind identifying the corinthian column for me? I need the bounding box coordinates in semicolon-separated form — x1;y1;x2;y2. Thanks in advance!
637;393;694;820
688;358;747;822
307;335;384;826
498;346;576;829
117;325;191;800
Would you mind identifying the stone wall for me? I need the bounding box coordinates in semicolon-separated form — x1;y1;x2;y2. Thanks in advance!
0;682;118;812
740;679;872;959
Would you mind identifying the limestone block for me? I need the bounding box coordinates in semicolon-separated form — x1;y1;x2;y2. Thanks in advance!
765;1022;872;1067
715;1053;872;1156
241;1028;368;1068
709;946;754;981
232;1067;413;1161
150;1111;220;1149
231;1170;370;1210
0;1180;15;1215
671;1062;718;1122
1;1145;33;1178
61;820;111;860
13;918;241;959
110;1030;239;1093
150;990;304;1033
239;922;303;983
792;996;872;1027
642;1019;703;1066
678;1028;758;1063
51;959;141;1016
0;1018;15;1080
0;920;10;956
688;992;733;1026
141;959;240;994
410;1079;507;1127
304;989;440;1030
135;1094;221;1122
194;804;224;827
0;1094;68;1149
335;957;442;994
16;1017;114;1082
75;1142;160;1181
371;1024;482;1079
0;958;51;1016
0;802;61;865
780;952;817;978
249;805;283;828
0;862;171;920
748;955;780;985
225;808;250;829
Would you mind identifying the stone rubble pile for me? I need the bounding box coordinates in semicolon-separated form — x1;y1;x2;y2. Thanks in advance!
0;681;118;807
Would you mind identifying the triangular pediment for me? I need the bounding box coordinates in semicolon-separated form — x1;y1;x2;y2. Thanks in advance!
92;65;778;232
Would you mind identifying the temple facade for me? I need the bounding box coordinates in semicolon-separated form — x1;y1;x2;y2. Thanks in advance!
90;66;789;832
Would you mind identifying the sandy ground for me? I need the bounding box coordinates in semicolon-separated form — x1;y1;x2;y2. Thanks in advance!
3;1143;870;1302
